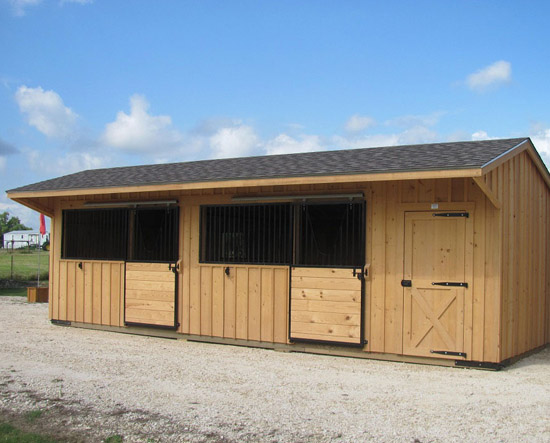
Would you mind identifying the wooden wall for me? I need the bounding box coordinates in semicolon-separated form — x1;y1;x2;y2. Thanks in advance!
48;158;550;364
367;177;501;362
178;205;289;343
50;259;125;326
49;203;125;326
482;150;550;360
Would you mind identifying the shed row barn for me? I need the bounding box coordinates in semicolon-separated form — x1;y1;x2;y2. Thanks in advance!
8;137;550;368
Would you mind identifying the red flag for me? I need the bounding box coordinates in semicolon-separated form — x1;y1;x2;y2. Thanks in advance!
39;213;46;236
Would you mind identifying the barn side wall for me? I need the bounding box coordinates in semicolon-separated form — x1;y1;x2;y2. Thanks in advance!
48;177;504;363
483;150;550;360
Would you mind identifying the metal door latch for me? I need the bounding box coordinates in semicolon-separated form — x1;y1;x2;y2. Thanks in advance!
401;280;412;287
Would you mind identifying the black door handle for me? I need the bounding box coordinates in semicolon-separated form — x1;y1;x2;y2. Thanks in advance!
401;280;412;287
225;267;230;276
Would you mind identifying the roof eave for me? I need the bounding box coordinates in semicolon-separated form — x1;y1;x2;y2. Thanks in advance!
6;167;484;200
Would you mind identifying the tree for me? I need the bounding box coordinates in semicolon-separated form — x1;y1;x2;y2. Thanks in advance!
0;212;31;248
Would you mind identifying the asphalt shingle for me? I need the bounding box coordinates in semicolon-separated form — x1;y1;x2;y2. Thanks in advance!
7;138;529;193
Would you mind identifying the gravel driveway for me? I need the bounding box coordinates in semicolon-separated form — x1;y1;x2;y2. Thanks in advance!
1;297;549;442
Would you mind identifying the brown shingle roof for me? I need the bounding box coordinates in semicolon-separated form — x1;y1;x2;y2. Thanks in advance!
7;138;530;193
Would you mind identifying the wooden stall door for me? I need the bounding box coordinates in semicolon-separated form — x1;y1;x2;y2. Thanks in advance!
290;267;363;344
125;262;177;328
403;212;470;359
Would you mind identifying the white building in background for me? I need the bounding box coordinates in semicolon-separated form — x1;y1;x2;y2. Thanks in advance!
3;230;49;249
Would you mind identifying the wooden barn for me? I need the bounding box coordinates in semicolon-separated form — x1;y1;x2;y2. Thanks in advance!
7;137;550;369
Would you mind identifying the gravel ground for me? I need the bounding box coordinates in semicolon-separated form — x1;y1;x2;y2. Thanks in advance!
0;297;549;442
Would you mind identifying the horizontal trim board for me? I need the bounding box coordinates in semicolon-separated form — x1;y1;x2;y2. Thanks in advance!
7;168;483;199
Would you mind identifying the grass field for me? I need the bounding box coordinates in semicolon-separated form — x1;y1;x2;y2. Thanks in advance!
0;249;49;281
0;422;57;442
0;288;27;297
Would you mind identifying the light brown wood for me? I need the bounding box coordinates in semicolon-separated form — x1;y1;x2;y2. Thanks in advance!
369;182;386;352
384;182;403;354
473;177;501;209
402;212;471;359
125;262;176;327
248;268;261;341
42;154;550;365
291;288;361;303
260;268;274;342
290;267;362;344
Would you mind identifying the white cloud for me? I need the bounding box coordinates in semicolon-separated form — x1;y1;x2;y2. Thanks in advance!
102;94;184;154
209;125;259;158
531;128;550;157
7;0;92;16
15;85;78;138
345;114;376;133
7;0;41;16
471;130;489;141
25;148;107;175
467;61;511;92
0;194;36;229
333;126;437;151
471;131;499;141
264;133;324;155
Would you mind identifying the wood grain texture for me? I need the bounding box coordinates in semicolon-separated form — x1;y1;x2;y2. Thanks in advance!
125;262;176;327
290;267;362;344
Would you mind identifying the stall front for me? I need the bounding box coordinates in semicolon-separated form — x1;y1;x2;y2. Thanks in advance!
7;138;550;368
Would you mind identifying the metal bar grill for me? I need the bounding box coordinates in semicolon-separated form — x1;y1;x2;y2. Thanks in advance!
200;203;292;265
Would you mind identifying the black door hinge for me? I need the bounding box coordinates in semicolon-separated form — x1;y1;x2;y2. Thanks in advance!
432;282;468;288
433;212;469;218
431;350;467;358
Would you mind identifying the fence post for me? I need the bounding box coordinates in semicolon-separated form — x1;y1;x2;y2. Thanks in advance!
10;255;14;280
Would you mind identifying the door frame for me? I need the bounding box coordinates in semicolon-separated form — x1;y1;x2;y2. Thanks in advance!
288;200;367;347
401;208;475;359
123;205;181;330
124;260;180;330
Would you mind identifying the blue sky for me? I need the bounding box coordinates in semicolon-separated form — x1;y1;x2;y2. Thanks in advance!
1;0;550;229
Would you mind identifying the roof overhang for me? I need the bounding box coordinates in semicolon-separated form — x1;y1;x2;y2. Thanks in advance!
6;167;483;200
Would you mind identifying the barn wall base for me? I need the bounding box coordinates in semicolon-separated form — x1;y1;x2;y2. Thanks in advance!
54;321;515;370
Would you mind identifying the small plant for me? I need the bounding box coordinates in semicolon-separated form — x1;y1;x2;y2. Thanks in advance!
25;409;44;423
104;435;123;443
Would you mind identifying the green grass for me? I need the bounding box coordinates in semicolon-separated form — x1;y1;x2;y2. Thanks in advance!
0;422;57;443
0;288;27;297
0;250;49;281
25;410;43;423
104;435;123;443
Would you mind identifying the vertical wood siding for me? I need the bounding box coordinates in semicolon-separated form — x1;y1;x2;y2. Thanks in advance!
483;151;550;360
50;260;125;326
48;166;549;364
179;205;289;344
367;178;501;362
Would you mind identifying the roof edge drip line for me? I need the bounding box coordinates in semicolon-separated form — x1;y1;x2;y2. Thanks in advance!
480;139;529;169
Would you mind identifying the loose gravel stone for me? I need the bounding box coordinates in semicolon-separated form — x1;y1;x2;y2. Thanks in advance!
0;297;549;442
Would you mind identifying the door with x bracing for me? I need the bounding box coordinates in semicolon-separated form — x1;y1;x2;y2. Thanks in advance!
402;211;472;359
